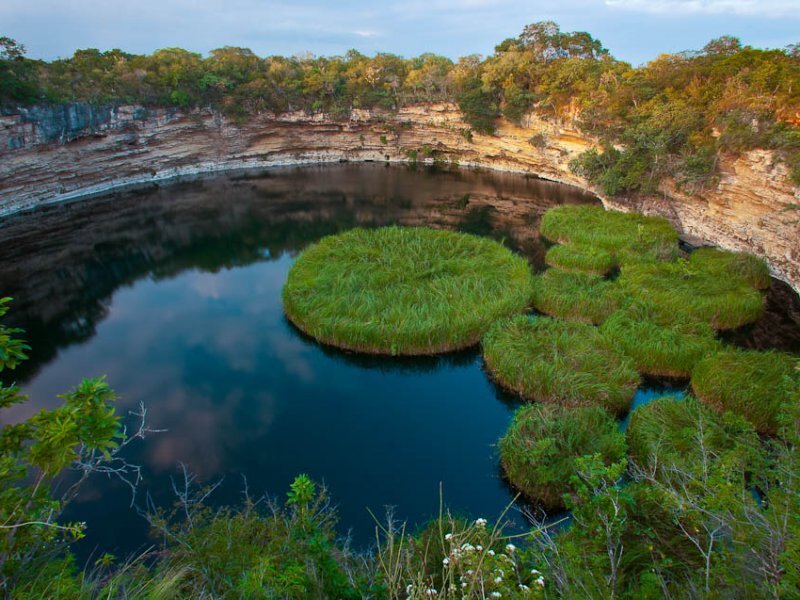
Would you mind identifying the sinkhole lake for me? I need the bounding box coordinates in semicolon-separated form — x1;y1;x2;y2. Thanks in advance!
1;164;799;560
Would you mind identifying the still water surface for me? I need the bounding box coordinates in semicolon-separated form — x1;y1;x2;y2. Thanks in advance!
0;164;796;560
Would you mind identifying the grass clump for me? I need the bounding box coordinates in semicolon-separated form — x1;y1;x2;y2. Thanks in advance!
532;268;627;324
692;349;800;435
601;302;722;378
619;253;765;330
282;226;533;355
690;247;771;290
499;404;626;509
627;395;757;479
482;316;640;415
545;243;615;276
540;204;679;265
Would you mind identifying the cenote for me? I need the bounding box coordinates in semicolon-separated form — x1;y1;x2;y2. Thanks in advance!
1;163;799;563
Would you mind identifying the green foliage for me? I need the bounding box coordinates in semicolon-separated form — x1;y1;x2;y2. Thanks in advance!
690;246;771;290
282;226;533;355
0;37;41;105
600;302;722;377
626;395;759;478
482;316;640;415
532;268;627;324
456;77;500;135
0;299;126;593
544;243;615;276
539;204;679;265
692;349;800;435
619;251;766;330
499;404;626;508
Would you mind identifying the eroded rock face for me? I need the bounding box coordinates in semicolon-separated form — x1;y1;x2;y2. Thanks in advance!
1;102;798;293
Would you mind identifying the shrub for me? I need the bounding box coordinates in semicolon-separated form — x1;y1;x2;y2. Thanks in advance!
544;243;615;276
539;204;679;265
282;226;533;355
600;302;722;378
626;395;758;478
532;268;626;324
692;349;800;435
482;316;640;415
499;404;626;509
619;253;765;330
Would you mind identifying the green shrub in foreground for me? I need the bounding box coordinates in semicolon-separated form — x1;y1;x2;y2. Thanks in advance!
627;395;759;479
601;302;722;378
532;268;627;324
544;243;615;276
619;255;765;330
282;226;533;355
499;404;626;509
482;316;640;415
692;349;800;435
539;204;679;265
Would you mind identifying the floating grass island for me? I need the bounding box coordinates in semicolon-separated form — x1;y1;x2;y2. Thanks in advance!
531;269;625;325
282;226;533;355
626;395;754;479
692;349;800;435
499;404;626;509
482;316;640;415
544;243;615;276
601;302;721;378
619;250;766;330
539;204;679;266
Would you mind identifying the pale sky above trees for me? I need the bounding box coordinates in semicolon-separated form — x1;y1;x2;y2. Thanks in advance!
1;0;797;64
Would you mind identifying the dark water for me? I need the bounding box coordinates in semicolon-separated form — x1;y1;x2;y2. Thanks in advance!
0;164;797;562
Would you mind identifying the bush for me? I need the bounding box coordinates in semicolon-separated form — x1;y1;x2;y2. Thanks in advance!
282;226;533;355
499;404;626;509
539;205;679;265
626;395;757;479
544;243;615;276
532;268;626;324
600;302;722;378
619;253;765;330
692;349;800;435
482;316;640;415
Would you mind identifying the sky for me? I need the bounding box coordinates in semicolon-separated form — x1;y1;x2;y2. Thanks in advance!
2;0;798;66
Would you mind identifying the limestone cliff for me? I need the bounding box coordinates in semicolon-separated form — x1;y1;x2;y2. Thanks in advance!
1;102;798;293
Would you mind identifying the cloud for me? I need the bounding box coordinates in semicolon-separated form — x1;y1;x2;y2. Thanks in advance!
605;0;800;18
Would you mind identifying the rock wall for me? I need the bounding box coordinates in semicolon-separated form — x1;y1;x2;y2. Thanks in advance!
1;102;798;293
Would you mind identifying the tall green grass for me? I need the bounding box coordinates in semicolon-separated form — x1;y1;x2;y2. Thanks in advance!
539;204;679;265
282;226;533;355
482;316;640;415
626;395;757;479
619;254;765;330
601;302;722;378
532;268;627;324
692;349;800;435
499;404;626;509
545;243;616;276
690;247;771;290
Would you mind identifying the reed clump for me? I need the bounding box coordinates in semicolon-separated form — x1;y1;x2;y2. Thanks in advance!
539;204;679;265
482;316;640;416
499;404;626;509
544;243;615;276
601;302;722;378
532;268;627;325
626;395;757;480
619;253;765;330
691;349;800;435
282;226;533;355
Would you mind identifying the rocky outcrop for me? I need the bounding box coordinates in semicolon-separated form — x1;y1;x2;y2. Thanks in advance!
1;102;798;294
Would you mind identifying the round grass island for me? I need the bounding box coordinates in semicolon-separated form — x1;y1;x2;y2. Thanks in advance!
282;226;533;355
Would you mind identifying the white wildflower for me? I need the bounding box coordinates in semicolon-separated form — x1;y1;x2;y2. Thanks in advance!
490;593;502;598
443;557;450;567
494;576;502;584
535;576;545;586
475;518;488;527
488;549;495;556
505;543;516;553
445;533;453;541
530;568;540;575
519;584;530;591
